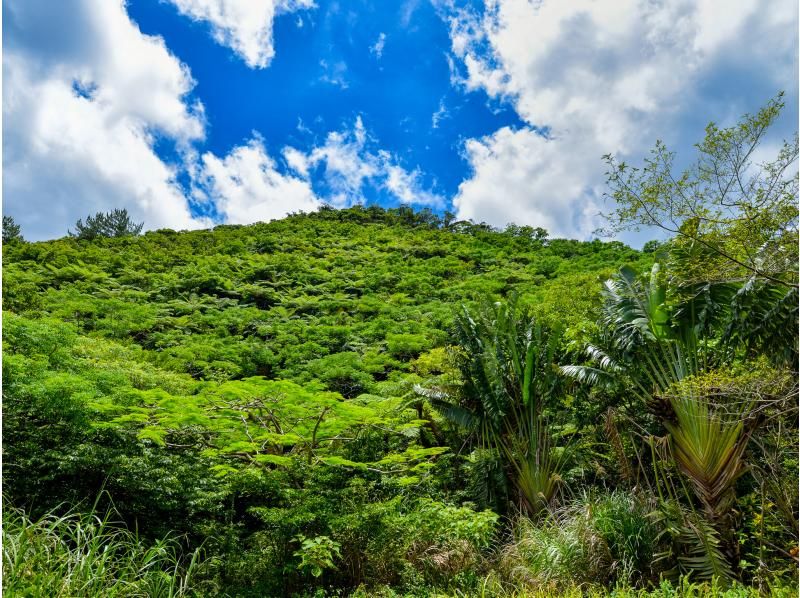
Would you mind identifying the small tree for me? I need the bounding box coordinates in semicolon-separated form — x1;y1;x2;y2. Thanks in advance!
602;93;798;288
2;215;23;243
71;208;144;240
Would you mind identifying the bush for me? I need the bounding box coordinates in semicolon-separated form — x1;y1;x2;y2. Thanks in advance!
590;492;660;585
471;576;800;597
386;333;432;360
329;495;498;593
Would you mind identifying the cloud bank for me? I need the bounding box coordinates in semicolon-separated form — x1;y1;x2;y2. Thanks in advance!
3;1;438;240
3;0;207;240
446;0;798;237
4;0;795;241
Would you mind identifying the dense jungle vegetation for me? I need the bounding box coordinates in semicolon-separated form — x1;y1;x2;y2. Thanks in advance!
2;100;798;596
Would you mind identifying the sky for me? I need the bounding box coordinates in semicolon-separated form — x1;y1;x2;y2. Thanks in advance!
3;0;798;243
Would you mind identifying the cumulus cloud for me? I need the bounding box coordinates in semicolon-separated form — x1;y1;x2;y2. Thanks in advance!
455;126;600;236
195;118;442;226
286;117;443;207
167;0;315;69
384;162;443;207
303;117;378;205
446;0;798;237
198;138;320;223
3;0;442;240
3;0;209;240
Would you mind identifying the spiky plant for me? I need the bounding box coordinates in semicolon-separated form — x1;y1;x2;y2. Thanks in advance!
418;299;567;516
563;264;756;581
665;393;751;523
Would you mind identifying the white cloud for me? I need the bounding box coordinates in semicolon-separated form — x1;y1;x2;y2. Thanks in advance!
167;0;315;69
319;59;349;89
2;0;444;240
199;138;320;223
371;32;387;59
384;162;443;207
3;0;209;240
400;0;421;28
454;126;600;237
283;146;310;177
197;118;442;224
303;117;377;205
446;0;798;238
288;117;443;207
431;99;449;129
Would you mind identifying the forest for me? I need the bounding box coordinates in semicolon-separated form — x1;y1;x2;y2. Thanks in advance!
2;100;798;596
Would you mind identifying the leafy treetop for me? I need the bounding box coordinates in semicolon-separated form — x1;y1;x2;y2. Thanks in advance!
602;93;798;288
71;208;144;240
3;215;23;244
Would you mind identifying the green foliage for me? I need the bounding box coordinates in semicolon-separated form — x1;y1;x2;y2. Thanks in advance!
2;193;795;596
294;534;341;577
386;333;431;360
3;215;23;243
2;502;203;597
563;261;797;584
327;492;497;592
471;576;799;598
602;93;798;288
422;299;568;515
71;208;144;240
666;391;748;523
496;492;661;592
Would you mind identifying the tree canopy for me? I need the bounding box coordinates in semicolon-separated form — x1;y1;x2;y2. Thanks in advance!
70;208;144;240
3;215;23;244
602;93;798;289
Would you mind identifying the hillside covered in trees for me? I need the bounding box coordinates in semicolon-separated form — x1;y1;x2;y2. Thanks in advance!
3;102;798;597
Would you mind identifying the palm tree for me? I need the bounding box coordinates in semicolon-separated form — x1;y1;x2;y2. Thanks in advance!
418;299;567;515
563;264;753;581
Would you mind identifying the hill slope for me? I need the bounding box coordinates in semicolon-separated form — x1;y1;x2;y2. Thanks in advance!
4;207;659;596
3;207;646;389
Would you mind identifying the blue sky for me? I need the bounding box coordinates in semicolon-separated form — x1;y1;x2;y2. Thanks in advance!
125;0;524;210
3;0;798;242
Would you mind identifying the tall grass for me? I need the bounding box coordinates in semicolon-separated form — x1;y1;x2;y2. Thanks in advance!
2;504;202;597
469;490;799;598
496;491;661;592
354;576;799;597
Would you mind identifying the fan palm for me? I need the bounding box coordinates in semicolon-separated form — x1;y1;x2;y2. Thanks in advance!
419;299;566;515
563;264;754;580
665;394;750;522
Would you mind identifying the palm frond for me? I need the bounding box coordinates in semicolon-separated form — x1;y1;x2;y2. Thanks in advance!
559;365;614;388
665;396;750;520
429;398;481;431
678;512;735;582
446;298;568;515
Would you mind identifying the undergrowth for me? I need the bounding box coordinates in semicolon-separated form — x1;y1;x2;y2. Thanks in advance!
2;502;202;597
